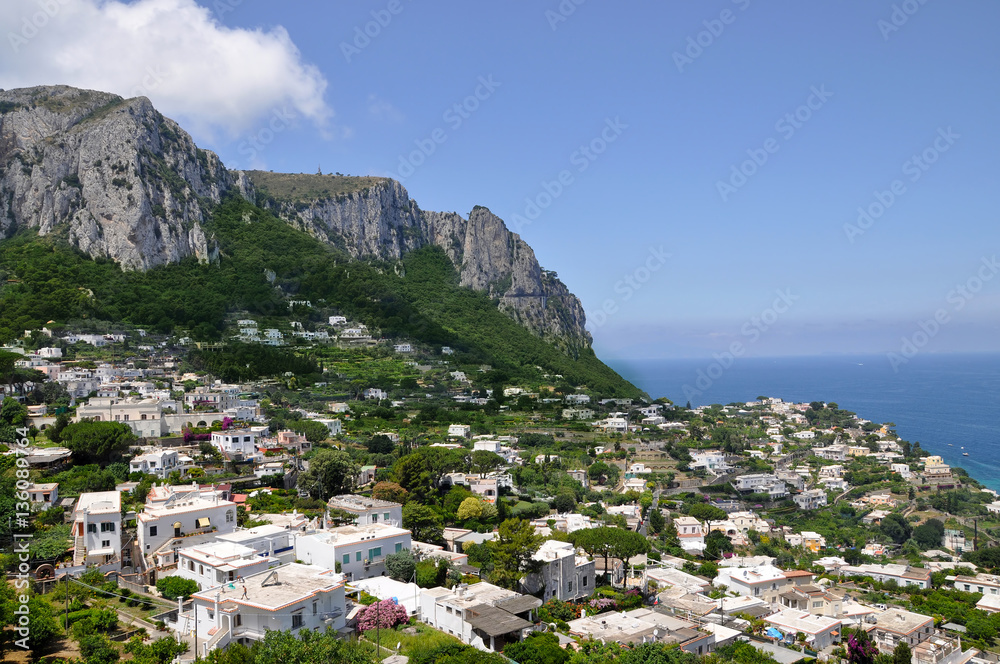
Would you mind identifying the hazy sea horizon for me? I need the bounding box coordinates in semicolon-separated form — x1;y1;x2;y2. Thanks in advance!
606;353;1000;492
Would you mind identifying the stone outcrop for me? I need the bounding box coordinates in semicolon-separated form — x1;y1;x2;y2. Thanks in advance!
0;85;590;350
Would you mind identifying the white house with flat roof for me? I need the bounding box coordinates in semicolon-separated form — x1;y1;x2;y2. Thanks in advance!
521;540;595;602
211;429;257;458
25;482;59;507
326;495;402;528
130;448;181;478
448;424;471;439
216;524;295;562
186;563;347;657
138;483;238;563
175;541;282;590
765;609;841;650
420;582;541;653
294;523;411;581
673;516;706;555
73;491;122;567
871;608;934;653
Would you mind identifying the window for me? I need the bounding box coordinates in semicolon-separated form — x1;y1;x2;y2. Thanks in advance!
343;554;350;565
583;577;588;588
754;587;760;597
207;610;214;620
567;581;573;592
150;526;157;537
813;601;823;608
384;512;391;521
291;613;303;629
199;565;204;575
87;524;97;533
244;436;251;442
313;602;317;615
356;552;362;562
395;543;403;553
226;510;234;523
101;522;116;532
372;513;378;523
101;540;110;547
368;547;382;559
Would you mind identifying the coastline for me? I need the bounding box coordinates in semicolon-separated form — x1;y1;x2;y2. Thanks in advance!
606;352;1000;492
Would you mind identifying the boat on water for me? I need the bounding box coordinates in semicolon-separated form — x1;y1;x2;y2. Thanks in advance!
964;452;969;456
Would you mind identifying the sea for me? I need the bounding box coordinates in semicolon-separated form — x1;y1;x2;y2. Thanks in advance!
606;353;1000;492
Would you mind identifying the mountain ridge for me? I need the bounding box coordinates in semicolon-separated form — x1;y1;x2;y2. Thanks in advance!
0;85;590;352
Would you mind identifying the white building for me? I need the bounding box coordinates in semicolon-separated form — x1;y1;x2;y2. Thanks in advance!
186;563;347;657
448;424;472;439
840;563;931;589
420;582;540;652
73;491;122;567
294;523;411;581
254;461;285;478
211;429;257;458
673;515;705;554
326;495;402;527
765;610;841;650
25;482;59;507
794;489;829;510
311;418;343;436
74;397;165;438
690;450;732;474
175;541;282;590
130;448;181;478
522;540;596;602
715;565;810;607
138;483;238;563
216;525;296;563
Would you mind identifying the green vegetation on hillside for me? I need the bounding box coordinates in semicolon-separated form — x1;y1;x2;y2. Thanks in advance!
247;170;388;202
0;196;640;395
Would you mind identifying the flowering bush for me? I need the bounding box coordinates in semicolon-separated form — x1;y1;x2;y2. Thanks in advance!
222;417;234;430
589;597;616;610
846;630;878;664
357;599;408;631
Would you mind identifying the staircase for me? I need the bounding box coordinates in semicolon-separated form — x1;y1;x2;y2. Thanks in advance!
73;537;87;566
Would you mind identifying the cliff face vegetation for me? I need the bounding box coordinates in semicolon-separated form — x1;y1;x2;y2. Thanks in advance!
0;85;589;354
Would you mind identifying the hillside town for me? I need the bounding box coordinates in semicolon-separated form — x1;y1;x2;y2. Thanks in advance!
5;330;1000;664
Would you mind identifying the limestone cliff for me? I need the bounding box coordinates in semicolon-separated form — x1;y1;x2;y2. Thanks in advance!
0;85;230;269
0;85;591;351
251;176;592;351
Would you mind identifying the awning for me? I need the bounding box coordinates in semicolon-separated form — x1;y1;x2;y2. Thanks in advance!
196;517;211;528
88;547;115;556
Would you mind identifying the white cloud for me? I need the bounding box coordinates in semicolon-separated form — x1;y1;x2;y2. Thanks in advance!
0;0;334;139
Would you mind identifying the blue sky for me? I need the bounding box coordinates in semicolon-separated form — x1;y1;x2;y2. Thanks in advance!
3;0;999;360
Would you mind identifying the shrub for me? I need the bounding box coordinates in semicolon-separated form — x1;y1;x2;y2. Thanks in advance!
357;599;408;631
